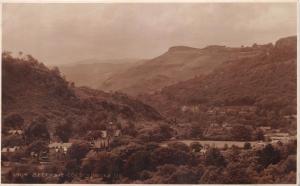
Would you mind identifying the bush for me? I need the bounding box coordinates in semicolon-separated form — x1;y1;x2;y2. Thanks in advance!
190;142;203;152
168;165;200;184
54;121;73;142
151;147;193;166
3;113;24;129
123;150;152;179
168;142;190;152
256;144;281;170
67;142;90;162
2;135;24;147
205;148;226;167
24;117;50;144
244;142;252;150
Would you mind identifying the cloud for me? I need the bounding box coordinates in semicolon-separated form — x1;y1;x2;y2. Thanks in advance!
2;3;297;65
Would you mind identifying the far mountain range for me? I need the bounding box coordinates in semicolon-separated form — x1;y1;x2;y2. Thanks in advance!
60;36;296;99
59;36;296;122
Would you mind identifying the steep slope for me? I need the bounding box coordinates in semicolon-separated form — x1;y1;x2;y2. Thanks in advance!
140;36;296;118
101;44;272;96
2;53;162;135
59;59;143;89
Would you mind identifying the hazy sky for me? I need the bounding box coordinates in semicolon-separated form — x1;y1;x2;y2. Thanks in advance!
2;3;297;65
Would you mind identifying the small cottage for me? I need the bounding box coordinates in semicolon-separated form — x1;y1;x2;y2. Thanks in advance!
259;126;272;132
8;130;23;135
48;142;72;154
115;130;121;137
2;146;21;153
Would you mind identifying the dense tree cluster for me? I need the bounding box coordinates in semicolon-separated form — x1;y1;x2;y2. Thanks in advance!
4;140;296;184
24;116;50;144
2;113;24;132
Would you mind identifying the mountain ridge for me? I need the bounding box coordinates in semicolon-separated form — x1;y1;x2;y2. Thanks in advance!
139;36;297;124
2;53;163;135
100;40;274;96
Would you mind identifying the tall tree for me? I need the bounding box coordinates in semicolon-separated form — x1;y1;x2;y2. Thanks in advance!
257;144;281;170
24;116;50;144
55;119;73;142
3;113;24;130
205;148;227;167
67;142;90;163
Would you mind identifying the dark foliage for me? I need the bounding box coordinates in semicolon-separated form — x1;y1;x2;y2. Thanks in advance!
24;117;50;144
256;144;281;170
54;119;73;142
205;148;227;167
67;142;90;163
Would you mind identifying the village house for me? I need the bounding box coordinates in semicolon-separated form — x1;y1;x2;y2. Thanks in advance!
283;115;297;126
204;123;227;137
219;111;226;115
207;108;219;115
259;126;272;133
210;123;220;128
48;142;72;154
192;144;210;155
264;132;291;143
181;105;189;112
272;129;281;133
8;129;23;135
199;145;209;155
84;121;123;151
108;121;118;130
30;150;49;161
191;106;200;113
39;151;49;161
47;142;72;161
251;141;268;150
283;115;297;120
89;128;122;151
91;138;110;151
222;122;233;130
238;110;249;115
207;106;257;117
181;105;200;113
101;130;107;138
115;129;121;137
246;106;257;113
1;146;22;153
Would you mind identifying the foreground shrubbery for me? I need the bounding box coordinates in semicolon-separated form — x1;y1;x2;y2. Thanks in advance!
3;140;296;184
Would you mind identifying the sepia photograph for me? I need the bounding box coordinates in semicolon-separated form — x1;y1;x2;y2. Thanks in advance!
1;1;298;184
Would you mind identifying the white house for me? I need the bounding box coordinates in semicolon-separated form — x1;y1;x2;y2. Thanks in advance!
2;146;21;153
115;130;121;137
48;142;72;154
8;130;23;135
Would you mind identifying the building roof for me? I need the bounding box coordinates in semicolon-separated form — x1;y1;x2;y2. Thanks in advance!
94;139;109;148
48;142;72;149
265;132;290;137
260;126;271;129
2;146;20;152
8;130;23;134
101;130;107;138
115;130;121;136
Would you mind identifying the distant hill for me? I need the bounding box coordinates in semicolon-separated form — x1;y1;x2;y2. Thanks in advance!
140;36;297;119
101;43;272;96
2;54;162;135
59;58;144;89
